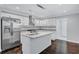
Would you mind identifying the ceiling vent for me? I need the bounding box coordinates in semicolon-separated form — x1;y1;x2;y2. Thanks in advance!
36;4;45;9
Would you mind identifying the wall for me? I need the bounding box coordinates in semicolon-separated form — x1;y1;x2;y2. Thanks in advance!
55;14;79;43
55;17;67;39
50;17;67;41
67;15;79;43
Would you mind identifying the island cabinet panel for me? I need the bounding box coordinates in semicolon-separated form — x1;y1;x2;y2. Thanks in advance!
21;35;31;54
21;35;51;54
31;34;51;54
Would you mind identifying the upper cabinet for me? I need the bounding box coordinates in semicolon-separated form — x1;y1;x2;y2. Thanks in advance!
21;17;29;26
34;19;56;26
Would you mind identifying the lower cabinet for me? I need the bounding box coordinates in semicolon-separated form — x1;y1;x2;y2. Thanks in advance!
21;34;51;54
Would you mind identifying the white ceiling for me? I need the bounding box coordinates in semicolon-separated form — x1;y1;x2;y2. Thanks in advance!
0;4;79;18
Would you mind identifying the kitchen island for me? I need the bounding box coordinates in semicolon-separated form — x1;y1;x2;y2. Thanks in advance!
21;30;55;54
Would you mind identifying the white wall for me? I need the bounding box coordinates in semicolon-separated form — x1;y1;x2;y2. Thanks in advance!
55;14;79;43
56;17;67;37
52;17;67;41
67;15;79;43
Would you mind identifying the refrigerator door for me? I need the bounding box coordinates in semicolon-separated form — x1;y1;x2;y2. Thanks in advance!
1;17;21;51
1;17;12;51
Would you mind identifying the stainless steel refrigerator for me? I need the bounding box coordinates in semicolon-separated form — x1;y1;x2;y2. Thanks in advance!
1;17;21;51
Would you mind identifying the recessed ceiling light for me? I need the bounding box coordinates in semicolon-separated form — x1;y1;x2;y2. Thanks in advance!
58;4;62;6
64;10;67;12
16;6;20;10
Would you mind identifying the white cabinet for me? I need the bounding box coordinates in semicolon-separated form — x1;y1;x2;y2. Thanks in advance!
31;34;51;54
21;35;31;54
34;19;56;26
21;32;51;54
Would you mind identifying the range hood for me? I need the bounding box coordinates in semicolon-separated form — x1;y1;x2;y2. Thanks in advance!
29;15;34;26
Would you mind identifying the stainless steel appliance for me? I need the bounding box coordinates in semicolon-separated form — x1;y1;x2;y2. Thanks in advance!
1;17;21;51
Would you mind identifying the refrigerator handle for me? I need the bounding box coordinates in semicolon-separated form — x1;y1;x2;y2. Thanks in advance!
10;22;13;36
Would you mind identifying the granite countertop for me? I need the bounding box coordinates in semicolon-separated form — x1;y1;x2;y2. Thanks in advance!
21;30;55;39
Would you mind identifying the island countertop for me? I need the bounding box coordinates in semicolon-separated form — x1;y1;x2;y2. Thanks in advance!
21;30;55;39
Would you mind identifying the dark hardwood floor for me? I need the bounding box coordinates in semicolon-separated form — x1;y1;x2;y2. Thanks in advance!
40;40;57;54
40;39;79;54
1;44;22;54
67;41;79;54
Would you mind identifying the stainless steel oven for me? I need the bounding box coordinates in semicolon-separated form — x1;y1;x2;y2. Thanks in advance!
1;17;21;51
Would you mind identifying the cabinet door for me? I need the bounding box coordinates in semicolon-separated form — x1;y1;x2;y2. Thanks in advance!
21;35;31;54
